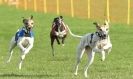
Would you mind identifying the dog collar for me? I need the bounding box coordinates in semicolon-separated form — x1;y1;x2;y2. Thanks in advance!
95;32;108;39
90;33;94;44
95;32;104;39
96;32;102;37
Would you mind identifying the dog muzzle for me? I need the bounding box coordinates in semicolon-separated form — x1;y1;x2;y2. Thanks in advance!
96;32;107;39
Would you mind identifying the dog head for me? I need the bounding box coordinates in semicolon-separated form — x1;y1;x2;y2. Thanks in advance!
23;15;34;30
54;16;63;27
93;20;109;39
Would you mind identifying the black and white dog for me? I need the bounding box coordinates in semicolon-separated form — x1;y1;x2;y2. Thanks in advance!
7;16;34;70
50;16;68;56
74;20;112;78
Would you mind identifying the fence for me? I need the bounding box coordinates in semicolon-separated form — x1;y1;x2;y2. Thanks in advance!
0;0;133;25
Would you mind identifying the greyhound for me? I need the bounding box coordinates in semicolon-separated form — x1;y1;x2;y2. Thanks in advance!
6;15;34;70
50;16;68;56
50;16;82;56
74;20;112;78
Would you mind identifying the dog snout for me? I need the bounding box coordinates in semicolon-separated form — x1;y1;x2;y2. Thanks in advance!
103;34;106;37
102;34;107;39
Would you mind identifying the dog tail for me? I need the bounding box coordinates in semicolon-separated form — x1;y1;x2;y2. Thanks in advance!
66;25;82;38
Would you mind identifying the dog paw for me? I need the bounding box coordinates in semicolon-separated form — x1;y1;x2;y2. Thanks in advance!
84;73;88;78
62;44;65;46
74;73;77;76
6;60;10;63
24;50;29;54
22;48;26;52
101;59;105;61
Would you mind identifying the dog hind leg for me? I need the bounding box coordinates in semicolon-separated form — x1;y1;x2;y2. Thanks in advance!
84;50;95;78
19;53;26;70
7;37;17;63
51;37;55;56
74;47;85;76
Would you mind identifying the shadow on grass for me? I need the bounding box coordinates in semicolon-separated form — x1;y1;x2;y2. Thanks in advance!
0;73;59;78
48;56;70;61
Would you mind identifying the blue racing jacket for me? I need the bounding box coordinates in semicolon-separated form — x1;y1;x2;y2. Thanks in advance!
15;27;34;42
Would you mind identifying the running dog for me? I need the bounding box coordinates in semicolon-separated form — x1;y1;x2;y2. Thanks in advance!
50;16;82;56
74;20;112;78
50;16;68;56
6;15;34;70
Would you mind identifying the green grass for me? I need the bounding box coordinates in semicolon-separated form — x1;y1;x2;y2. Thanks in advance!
0;5;133;79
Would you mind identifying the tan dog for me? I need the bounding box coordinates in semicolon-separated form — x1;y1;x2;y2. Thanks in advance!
74;20;112;78
7;15;34;70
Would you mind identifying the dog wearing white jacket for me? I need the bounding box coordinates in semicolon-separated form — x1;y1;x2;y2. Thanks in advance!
74;20;112;78
6;15;34;70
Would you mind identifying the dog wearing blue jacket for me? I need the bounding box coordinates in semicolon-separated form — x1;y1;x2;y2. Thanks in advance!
7;15;34;70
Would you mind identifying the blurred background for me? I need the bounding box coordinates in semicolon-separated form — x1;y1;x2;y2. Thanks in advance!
0;0;133;25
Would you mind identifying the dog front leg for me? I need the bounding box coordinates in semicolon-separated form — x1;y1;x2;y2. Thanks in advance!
101;51;105;61
93;45;103;52
24;43;33;54
55;37;60;45
61;36;66;46
24;38;34;54
104;43;112;54
17;38;26;52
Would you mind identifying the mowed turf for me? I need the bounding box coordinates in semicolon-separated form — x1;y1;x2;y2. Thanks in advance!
0;5;133;79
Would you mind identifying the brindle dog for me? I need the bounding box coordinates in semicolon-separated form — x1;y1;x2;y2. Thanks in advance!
50;16;68;56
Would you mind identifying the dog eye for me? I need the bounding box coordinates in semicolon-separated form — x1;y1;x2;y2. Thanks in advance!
99;29;102;31
25;23;28;25
106;28;109;31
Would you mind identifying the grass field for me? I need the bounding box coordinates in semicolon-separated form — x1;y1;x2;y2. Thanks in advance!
0;5;133;79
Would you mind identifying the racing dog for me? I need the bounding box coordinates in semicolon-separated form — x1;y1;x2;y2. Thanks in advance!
6;15;34;70
74;20;112;78
50;16;68;56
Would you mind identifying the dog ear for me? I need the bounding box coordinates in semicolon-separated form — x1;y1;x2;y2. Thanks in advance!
22;17;26;23
59;16;63;19
93;22;100;29
104;20;109;26
30;15;33;19
93;22;99;26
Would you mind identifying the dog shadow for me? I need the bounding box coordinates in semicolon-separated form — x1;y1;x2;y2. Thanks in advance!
0;73;59;78
48;56;69;61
